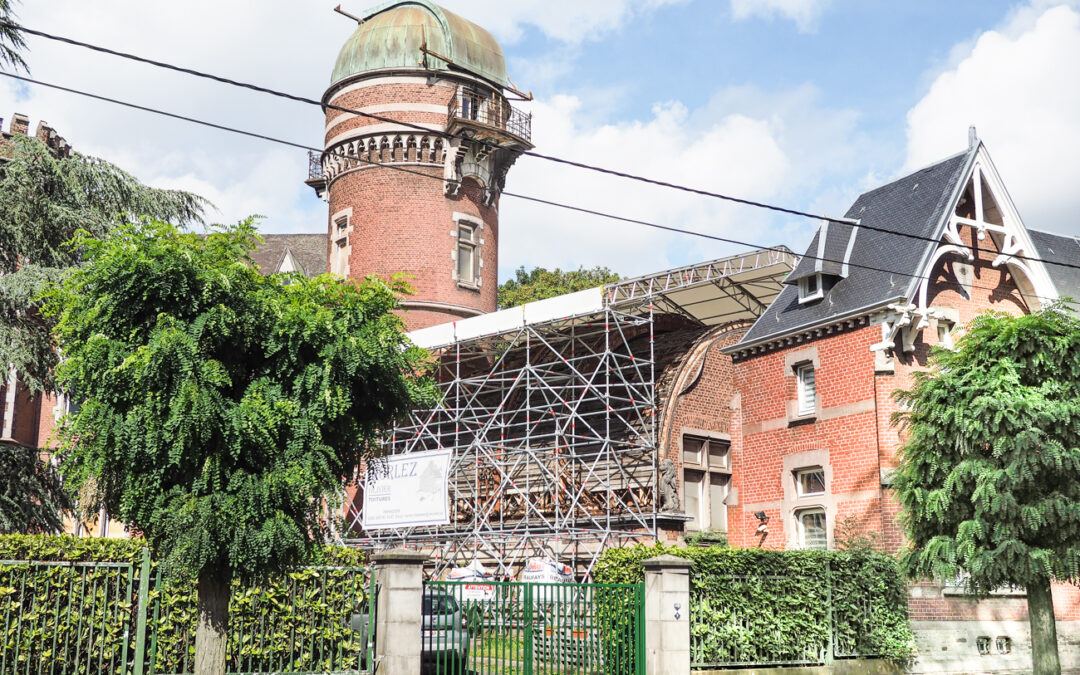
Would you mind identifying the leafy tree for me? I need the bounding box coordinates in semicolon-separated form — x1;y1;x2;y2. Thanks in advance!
497;265;621;308
44;220;434;675
893;305;1080;675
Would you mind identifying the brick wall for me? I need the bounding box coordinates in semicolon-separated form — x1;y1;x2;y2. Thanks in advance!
324;75;502;331
728;222;1079;621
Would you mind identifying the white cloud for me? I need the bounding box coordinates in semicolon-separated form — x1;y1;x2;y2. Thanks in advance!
729;0;831;32
499;84;865;277
905;4;1080;234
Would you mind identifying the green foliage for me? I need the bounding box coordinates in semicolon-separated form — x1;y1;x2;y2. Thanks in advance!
893;305;1080;594
0;445;73;533
0;134;205;394
594;543;915;666
43;219;434;586
0;535;370;674
833;515;883;552
0;0;26;72
497;266;621;308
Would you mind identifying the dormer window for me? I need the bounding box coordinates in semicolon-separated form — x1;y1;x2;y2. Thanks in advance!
798;274;824;303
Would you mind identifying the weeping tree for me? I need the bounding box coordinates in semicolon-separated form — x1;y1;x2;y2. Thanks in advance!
893;305;1080;675
45;220;434;675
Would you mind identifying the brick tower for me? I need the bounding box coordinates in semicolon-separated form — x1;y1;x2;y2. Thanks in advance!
308;0;533;331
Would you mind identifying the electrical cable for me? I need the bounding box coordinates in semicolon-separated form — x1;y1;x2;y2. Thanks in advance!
0;70;1068;307
7;21;860;225
11;19;1077;276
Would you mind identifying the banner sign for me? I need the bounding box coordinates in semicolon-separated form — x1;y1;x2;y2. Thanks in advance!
362;450;451;529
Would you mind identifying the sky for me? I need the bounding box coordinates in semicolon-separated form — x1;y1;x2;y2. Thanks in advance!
4;0;1080;278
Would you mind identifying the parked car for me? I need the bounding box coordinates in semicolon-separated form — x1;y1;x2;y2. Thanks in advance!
348;587;470;673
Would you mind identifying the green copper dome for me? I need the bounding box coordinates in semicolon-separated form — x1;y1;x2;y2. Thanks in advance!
330;1;509;89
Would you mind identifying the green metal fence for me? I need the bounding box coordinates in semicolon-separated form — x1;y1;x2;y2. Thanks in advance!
689;564;887;669
0;550;374;675
426;580;645;675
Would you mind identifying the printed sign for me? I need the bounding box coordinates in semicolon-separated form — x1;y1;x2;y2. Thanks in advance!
362;450;451;529
519;557;574;584
462;583;496;601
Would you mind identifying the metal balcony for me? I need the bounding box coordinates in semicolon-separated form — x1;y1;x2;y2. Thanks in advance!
447;91;532;146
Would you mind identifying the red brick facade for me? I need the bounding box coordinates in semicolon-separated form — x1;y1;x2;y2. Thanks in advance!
321;73;514;331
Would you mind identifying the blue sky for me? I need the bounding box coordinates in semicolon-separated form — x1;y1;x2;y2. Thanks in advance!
5;0;1080;277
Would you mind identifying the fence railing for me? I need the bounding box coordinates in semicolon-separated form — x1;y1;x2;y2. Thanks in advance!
0;549;374;675
689;563;885;669
447;92;532;144
426;580;644;675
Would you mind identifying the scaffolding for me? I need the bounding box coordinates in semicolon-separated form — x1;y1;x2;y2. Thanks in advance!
343;247;796;577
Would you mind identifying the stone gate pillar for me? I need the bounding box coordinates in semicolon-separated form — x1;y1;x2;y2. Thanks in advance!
642;554;693;675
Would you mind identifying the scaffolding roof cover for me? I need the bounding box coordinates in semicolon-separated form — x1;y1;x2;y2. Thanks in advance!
408;246;797;350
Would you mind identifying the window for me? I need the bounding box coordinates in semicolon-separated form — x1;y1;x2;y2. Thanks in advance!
796;508;827;550
457;223;477;284
936;320;955;349
331;215;349;277
795;363;816;416
798;274;824;303
682;435;731;532
795;467;825;496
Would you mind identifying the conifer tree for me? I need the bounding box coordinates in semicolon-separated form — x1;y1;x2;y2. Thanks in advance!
0;126;203;534
44;220;434;675
893;305;1080;675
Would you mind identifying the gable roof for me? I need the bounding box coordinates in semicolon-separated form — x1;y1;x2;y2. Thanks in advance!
249;234;328;277
1030;229;1080;299
736;147;975;348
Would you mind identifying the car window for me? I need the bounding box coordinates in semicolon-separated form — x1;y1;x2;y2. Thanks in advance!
422;594;458;615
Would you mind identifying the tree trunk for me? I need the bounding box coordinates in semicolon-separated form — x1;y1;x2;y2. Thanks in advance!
194;573;231;675
1028;576;1061;675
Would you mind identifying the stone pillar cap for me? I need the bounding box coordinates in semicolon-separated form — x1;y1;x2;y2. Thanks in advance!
641;553;694;570
372;548;429;565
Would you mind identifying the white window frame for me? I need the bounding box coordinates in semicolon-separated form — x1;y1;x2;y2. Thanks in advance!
682;434;731;533
331;213;351;278
795;362;816;416
795;507;827;550
794;467;825;497
798;274;824;303
452;214;483;288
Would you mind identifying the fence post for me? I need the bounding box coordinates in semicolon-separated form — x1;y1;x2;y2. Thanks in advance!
641;554;693;675
372;548;427;674
825;559;835;665
132;547;152;675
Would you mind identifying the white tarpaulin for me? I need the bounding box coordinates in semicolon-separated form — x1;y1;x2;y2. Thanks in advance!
519;557;574;584
362;450;451;529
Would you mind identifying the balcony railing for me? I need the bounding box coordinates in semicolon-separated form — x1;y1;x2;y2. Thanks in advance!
307;150;323;181
448;91;532;145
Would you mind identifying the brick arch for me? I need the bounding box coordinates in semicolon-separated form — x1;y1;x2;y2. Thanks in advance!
655;320;754;463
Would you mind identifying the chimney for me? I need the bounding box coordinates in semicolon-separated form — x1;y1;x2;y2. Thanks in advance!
11;113;28;136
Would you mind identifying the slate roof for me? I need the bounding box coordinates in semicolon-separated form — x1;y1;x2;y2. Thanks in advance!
736;147;975;347
249;234;328;277
1030;229;1080;299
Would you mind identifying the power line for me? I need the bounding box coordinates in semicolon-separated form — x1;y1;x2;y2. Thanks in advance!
8;21;861;226
1;70;1067;307
13;20;1076;275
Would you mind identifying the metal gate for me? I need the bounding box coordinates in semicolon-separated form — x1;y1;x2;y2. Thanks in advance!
424;581;644;675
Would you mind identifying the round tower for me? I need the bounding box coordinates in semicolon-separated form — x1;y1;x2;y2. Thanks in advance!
311;0;533;331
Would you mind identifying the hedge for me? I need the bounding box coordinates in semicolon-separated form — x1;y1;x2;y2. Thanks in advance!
593;543;916;667
0;534;369;674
